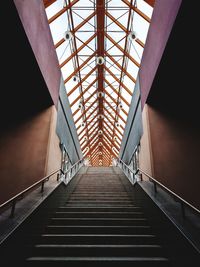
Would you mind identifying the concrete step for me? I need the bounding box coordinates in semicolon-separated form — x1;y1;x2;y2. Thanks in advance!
49;217;149;226
57;207;141;212
31;244;164;257
39;234;159;245
53;211;145;218
44;225;153;235
26;256;169;267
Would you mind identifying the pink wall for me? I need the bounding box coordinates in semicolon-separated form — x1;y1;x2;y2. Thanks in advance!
139;0;182;108
14;0;61;107
0;107;53;205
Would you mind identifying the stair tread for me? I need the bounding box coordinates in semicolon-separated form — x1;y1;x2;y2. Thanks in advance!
35;244;161;248
27;256;169;261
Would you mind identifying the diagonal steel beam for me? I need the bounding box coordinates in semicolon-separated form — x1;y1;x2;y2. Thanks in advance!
72;88;97;117
48;0;79;24
104;79;130;107
122;0;151;23
80;120;98;147
44;0;57;8
104;90;128;117
104;98;126;124
88;145;99;158
105;51;136;84
105;10;144;48
103;129;119;150
103;130;120;151
74;98;98;125
85;139;99;157
105;33;140;68
64;52;96;84
103;119;122;142
104;66;132;96
81;129;99;151
103;110;124;136
55;10;96;49
102;140;117;158
67;66;97;97
110;0;133;150
78;114;98;142
60;33;97;68
67;1;92;156
70;78;98;107
77;106;99;134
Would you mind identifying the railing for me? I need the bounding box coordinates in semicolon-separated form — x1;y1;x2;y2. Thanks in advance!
61;158;84;185
117;158;200;218
117;158;137;185
0;168;63;218
0;158;84;218
137;168;200;218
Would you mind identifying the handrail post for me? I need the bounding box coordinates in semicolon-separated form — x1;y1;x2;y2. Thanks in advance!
181;202;185;218
41;180;45;193
153;181;157;194
10;199;16;218
57;172;60;181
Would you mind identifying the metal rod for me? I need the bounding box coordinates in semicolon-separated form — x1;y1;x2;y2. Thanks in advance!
10;200;16;218
41;181;45;193
181;202;185;218
153;181;157;194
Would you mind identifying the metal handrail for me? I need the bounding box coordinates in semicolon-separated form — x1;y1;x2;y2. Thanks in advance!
0;157;84;217
137;167;200;215
0;168;63;218
65;158;83;174
62;158;84;185
118;158;135;174
117;158;200;216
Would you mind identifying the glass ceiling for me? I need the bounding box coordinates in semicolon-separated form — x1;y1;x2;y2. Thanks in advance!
44;0;153;166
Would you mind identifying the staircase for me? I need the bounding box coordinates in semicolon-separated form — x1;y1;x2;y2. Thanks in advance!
0;167;200;266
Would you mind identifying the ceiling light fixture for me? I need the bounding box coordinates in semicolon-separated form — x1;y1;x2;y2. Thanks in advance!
128;31;138;41
64;31;73;41
98;114;104;119
115;122;120;128
118;102;123;110
98;92;105;98
73;75;78;82
97;56;105;65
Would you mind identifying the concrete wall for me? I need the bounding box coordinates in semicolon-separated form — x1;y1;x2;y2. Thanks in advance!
45;106;62;179
139;105;154;180
56;78;83;164
119;78;143;164
0;106;61;206
139;105;200;210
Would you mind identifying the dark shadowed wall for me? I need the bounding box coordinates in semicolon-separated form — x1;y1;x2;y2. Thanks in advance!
138;0;200;210
0;3;61;206
13;0;61;107
139;0;182;108
147;106;200;210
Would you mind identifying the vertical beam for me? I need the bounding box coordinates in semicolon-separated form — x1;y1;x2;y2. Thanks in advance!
96;1;105;131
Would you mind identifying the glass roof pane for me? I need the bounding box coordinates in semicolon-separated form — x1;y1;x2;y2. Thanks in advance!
45;0;153;166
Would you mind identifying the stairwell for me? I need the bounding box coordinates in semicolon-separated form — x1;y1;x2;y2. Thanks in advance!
0;167;199;266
